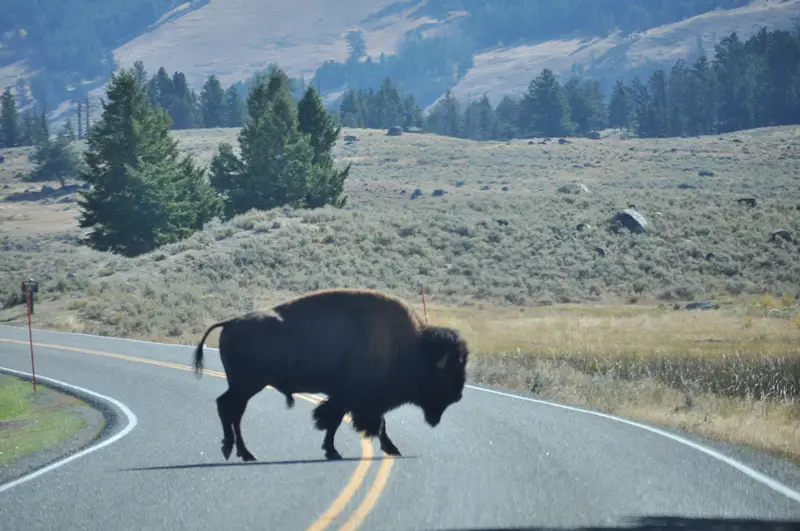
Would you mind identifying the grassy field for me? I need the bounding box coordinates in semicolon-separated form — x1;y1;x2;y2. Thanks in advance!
0;374;88;467
1;125;798;461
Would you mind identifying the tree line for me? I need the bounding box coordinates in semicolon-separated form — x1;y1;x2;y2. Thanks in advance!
111;61;308;131
4;25;799;151
308;0;753;108
417;26;800;140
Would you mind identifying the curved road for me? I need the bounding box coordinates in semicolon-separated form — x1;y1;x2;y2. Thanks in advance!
1;324;799;531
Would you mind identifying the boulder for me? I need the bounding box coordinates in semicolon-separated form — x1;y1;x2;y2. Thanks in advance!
771;229;792;242
610;208;648;234
557;182;590;194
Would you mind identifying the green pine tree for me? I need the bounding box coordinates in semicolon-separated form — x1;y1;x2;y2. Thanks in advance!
30;124;81;187
200;75;226;128
132;60;148;88
608;80;634;134
494;95;521;139
519;69;574;137
338;89;362;127
77;68;220;257
19;110;36;146
62;120;77;141
223;86;246;127
0;87;20;148
425;90;461;136
564;77;606;135
210;68;316;219
643;70;669;137
402;94;424;128
297;85;349;208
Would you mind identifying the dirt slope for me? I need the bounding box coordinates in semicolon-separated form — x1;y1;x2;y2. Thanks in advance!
109;0;430;91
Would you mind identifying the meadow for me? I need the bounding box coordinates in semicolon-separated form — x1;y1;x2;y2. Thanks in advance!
1;125;798;461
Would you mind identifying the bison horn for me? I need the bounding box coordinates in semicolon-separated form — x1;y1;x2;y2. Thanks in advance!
436;351;449;369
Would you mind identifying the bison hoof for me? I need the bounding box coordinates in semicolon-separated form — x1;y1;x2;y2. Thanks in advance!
221;441;233;460
325;448;343;461
381;443;402;457
237;448;257;462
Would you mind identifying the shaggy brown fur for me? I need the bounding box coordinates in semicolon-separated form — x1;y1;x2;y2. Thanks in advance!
193;288;470;461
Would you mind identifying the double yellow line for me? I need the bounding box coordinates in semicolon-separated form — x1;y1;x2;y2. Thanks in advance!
0;337;394;530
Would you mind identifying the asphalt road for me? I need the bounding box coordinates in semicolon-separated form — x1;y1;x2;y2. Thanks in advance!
1;324;799;531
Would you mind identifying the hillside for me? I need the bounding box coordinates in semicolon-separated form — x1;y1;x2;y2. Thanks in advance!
2;124;799;461
3;124;799;316
446;0;800;105
3;0;800;122
108;0;800;109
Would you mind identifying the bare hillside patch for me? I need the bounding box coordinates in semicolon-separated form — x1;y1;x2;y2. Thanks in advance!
105;0;428;94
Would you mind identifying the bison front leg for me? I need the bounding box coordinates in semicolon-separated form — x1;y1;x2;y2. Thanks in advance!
312;400;346;460
351;411;402;457
378;416;401;457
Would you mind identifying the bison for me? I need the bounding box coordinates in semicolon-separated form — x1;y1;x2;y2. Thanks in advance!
192;288;470;462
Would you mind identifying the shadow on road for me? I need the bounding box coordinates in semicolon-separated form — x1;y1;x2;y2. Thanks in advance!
430;516;800;530
118;455;416;472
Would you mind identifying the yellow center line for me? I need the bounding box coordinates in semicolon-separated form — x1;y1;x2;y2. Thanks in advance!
339;455;395;531
0;337;394;531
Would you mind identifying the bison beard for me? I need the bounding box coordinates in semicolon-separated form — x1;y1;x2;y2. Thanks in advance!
192;288;470;461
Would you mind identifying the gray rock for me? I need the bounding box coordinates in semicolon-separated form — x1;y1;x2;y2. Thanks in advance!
682;301;720;311
610;208;648;234
557;182;590;194
771;229;792;242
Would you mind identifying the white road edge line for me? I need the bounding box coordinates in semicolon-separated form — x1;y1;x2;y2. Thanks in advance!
0;366;139;495
2;325;800;504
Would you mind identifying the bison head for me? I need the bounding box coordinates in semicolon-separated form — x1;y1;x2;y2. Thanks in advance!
417;325;469;427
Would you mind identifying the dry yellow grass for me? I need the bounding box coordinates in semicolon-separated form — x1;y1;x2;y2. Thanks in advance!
1;125;799;463
430;301;800;462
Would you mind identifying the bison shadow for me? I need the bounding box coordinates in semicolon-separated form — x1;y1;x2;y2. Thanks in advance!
430;516;800;530
118;455;416;472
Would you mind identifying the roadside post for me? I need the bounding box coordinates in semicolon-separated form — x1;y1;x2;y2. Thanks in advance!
23;279;38;391
22;278;39;314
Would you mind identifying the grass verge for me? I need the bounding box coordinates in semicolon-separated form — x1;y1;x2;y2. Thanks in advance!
0;374;88;468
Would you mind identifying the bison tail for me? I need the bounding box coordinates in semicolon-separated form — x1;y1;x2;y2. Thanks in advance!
193;319;231;379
